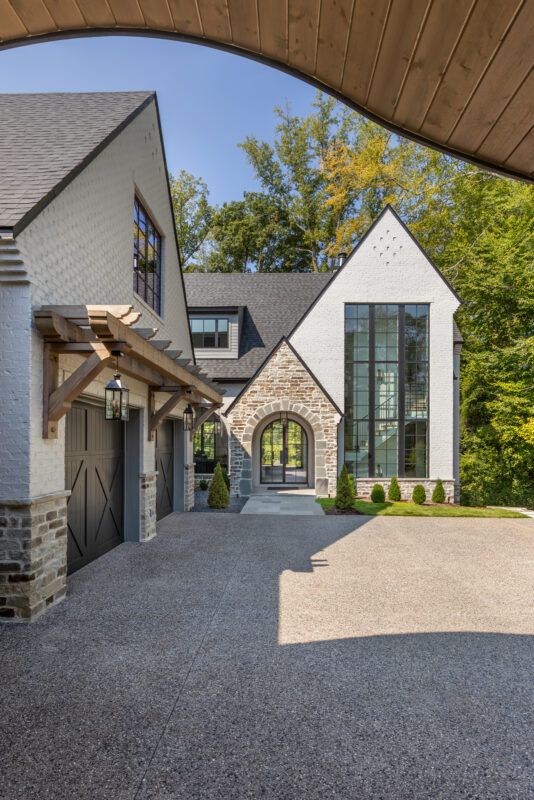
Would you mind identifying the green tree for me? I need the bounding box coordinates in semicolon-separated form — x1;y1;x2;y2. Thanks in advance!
208;463;229;509
239;95;354;271
169;169;213;271
335;465;355;509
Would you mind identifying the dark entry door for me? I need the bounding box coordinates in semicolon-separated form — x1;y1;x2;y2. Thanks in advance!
65;402;124;574
260;419;308;484
156;419;174;520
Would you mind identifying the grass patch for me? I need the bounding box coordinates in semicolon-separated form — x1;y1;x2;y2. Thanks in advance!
317;498;527;518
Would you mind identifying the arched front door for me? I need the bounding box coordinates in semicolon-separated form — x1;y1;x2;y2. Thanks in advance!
260;419;308;485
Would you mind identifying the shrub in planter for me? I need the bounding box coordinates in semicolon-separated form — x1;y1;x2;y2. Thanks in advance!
371;483;385;503
208;463;229;509
199;479;209;491
431;478;446;504
388;476;401;501
412;484;426;505
335;465;355;510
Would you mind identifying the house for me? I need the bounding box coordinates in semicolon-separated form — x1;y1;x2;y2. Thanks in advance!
184;207;462;502
0;92;221;622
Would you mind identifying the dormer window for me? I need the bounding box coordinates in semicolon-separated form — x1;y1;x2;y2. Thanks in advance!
133;197;162;315
190;318;229;349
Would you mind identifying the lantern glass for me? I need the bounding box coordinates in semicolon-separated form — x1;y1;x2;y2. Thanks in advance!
105;374;129;421
183;403;194;431
214;417;222;436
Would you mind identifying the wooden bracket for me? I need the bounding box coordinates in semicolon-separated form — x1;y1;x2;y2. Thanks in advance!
43;342;114;438
193;403;223;432
148;387;189;441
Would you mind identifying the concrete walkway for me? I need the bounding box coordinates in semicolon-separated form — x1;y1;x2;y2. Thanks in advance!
240;488;325;515
1;513;533;799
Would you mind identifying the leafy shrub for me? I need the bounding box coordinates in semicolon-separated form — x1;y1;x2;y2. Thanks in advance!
335;465;355;510
388;476;401;501
208;463;229;509
412;484;426;505
371;484;385;503
199;479;209;491
431;479;446;504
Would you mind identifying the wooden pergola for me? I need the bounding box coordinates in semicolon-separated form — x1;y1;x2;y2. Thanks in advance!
0;0;532;182
35;305;222;440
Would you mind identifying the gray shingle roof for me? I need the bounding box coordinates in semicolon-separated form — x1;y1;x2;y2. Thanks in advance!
0;91;154;231
184;272;333;380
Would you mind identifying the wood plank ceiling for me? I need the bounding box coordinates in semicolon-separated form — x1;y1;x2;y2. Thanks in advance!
0;0;532;181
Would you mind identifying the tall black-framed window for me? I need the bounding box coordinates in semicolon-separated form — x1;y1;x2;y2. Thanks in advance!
193;420;228;474
190;318;229;349
345;303;429;478
133;197;162;315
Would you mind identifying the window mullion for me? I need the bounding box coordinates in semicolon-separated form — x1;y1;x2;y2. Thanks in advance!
398;305;406;477
369;305;375;478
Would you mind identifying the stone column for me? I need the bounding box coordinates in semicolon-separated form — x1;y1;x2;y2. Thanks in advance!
0;492;69;622
184;463;195;511
139;472;157;541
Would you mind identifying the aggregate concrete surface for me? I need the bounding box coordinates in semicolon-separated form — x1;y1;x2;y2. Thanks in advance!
1;513;533;799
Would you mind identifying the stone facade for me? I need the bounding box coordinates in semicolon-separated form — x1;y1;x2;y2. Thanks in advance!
0;492;69;622
139;472;157;541
185;463;195;511
226;341;341;497
356;478;457;503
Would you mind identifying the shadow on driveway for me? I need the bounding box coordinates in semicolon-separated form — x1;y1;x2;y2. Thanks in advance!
0;513;533;799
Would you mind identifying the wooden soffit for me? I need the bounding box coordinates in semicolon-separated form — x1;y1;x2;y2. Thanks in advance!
0;0;532;182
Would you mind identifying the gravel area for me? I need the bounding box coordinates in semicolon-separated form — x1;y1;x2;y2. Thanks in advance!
191;489;247;513
1;513;533;799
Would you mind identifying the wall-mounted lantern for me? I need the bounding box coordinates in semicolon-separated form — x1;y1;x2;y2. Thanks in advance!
280;411;288;428
105;353;129;421
214;415;222;436
183;403;194;432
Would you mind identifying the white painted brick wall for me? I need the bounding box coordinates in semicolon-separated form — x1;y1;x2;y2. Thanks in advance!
290;208;460;480
9;100;192;498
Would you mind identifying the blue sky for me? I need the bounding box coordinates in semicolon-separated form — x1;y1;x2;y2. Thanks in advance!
0;36;321;206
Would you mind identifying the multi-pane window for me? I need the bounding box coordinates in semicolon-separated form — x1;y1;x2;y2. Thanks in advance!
133;198;162;315
190;318;229;349
193;420;228;474
345;303;429;479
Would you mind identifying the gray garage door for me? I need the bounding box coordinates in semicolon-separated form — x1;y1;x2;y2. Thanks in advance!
156;419;174;520
65;402;124;573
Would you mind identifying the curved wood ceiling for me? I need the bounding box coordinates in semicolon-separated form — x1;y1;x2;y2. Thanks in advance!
0;0;532;182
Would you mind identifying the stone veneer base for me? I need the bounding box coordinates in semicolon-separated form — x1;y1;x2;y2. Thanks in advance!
0;491;69;622
140;472;157;541
185;464;195;511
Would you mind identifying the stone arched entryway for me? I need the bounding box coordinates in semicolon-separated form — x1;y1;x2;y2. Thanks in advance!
225;340;341;497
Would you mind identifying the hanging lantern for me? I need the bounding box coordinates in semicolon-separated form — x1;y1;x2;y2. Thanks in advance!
214;416;222;436
105;354;129;421
183;403;194;431
280;411;288;428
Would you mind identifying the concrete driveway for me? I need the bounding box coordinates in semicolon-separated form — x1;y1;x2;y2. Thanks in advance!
1;513;533;799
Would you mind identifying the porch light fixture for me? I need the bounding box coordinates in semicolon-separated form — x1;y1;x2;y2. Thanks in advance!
214;416;222;436
183;403;194;432
105;353;129;421
280;411;288;428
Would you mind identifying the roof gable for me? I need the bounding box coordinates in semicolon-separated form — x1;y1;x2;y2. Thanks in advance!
289;205;460;341
224;337;343;416
0;91;154;233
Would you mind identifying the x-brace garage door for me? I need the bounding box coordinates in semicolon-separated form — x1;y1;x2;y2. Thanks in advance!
156;419;174;520
65;402;124;574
